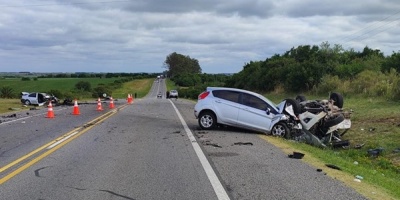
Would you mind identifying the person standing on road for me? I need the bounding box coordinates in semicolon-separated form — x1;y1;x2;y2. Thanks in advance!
166;91;170;99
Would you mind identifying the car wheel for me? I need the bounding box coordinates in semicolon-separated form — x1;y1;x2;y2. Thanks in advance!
284;98;301;115
330;92;344;108
198;111;216;130
271;122;290;139
323;113;345;128
24;100;31;105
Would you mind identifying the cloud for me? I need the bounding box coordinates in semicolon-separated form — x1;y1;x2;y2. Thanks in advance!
1;0;400;73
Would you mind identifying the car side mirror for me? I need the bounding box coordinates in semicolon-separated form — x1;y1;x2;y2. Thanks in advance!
266;108;271;115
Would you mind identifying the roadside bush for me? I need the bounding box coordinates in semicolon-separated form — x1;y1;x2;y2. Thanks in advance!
92;86;112;98
314;75;341;94
47;89;63;99
21;77;31;81
75;81;92;92
0;86;14;98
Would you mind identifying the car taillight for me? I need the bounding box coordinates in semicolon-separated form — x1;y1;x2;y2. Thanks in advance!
198;91;210;100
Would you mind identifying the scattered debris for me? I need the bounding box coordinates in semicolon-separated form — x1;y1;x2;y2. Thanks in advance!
172;131;181;134
392;148;400;153
368;127;376;132
30;107;37;110
353;178;361;183
197;131;207;134
2;113;17;118
354;143;365;149
203;141;222;148
288;152;305;159
367;147;384;157
316;169;323;172
355;175;363;180
233;142;253;146
353;161;359;165
325;164;342;170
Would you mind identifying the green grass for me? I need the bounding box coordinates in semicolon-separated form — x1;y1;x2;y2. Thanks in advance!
112;78;154;99
0;77;123;94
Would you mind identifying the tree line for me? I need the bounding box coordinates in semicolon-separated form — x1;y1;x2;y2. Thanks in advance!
164;43;400;100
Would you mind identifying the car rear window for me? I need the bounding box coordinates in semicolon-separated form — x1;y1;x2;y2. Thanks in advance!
212;90;240;103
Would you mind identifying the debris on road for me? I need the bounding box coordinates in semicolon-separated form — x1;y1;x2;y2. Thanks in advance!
2;113;17;118
325;164;342;170
203;141;222;148
288;152;305;159
233;142;253;146
392;148;400;153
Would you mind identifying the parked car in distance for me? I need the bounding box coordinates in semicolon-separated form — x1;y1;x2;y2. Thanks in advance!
194;87;299;137
169;90;178;99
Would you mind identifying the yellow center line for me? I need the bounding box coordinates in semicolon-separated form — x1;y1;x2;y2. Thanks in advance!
0;104;128;185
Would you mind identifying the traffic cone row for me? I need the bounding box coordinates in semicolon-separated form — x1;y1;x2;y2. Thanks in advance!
46;97;118;119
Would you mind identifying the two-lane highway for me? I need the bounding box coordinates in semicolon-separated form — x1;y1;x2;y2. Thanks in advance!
0;79;367;200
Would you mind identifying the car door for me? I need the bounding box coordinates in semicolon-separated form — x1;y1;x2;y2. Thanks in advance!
212;90;241;126
237;93;276;132
28;93;39;105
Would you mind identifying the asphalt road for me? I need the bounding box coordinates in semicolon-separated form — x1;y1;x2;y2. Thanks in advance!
0;79;367;200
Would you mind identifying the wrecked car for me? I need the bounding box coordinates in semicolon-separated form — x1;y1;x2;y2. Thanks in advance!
194;87;301;138
20;92;59;106
194;87;352;148
292;93;352;148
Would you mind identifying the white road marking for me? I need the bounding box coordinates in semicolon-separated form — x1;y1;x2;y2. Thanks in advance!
46;131;79;149
169;100;230;200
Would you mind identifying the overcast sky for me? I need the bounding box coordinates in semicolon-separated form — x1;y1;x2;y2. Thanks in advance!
1;0;400;73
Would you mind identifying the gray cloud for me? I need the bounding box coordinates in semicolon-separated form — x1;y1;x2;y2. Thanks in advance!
1;0;400;73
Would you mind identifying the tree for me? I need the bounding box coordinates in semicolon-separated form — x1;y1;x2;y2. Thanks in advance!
164;52;202;77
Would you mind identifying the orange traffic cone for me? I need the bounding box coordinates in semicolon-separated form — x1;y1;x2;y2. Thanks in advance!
46;102;55;118
96;98;103;111
109;97;115;109
72;99;80;115
127;94;132;104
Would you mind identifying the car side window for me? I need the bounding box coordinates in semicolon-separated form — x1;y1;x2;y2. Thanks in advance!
28;93;36;97
240;93;276;113
212;90;240;103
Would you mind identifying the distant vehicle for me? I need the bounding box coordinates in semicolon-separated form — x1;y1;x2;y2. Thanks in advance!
157;93;162;98
20;92;59;106
169;90;178;99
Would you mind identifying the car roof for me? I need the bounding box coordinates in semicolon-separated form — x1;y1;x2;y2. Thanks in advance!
206;87;277;106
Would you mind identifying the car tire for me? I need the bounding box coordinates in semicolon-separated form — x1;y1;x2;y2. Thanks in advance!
295;95;306;102
330;92;344;108
198;111;217;130
284;98;301;115
24;100;31;105
271;122;290;139
323;113;345;128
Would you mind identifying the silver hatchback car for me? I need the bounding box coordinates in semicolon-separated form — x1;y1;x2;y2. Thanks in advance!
194;87;298;137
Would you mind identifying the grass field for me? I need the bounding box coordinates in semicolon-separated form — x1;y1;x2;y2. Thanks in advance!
0;77;123;94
